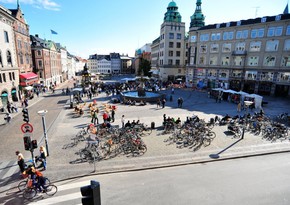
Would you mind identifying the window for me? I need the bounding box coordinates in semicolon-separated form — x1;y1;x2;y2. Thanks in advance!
176;51;180;57
9;72;12;81
242;30;249;39
211;33;221;41
263;55;276;66
228;31;234;40
18;40;22;49
168;59;173;65
191;35;196;42
38;60;43;68
277;72;290;82
19;54;24;64
2;73;6;82
169;33;174;39
169;42;174;48
0;51;2;67
37;50;41;56
287;25;290;35
211;33;216;41
248;56;259;66
251;29;263;38
210;44;219;53
199;45;207;53
209;56;218;65
266;40;279;51
4;31;9;43
233;56;243;66
245;71;257;80
221;56;230;66
258;29;264;37
26;54;30;64
260;72;274;81
199;56;206;65
249;41;261;52
175;60;180;65
7;50;12;65
235;42;245;51
281;55;290;67
200;34;209;41
177;33;182;39
267;26;283;37
176;42;181;48
0;74;2;83
222;43;231;52
236;31;242;39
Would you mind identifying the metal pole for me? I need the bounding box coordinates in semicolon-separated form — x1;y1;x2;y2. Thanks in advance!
41;115;49;156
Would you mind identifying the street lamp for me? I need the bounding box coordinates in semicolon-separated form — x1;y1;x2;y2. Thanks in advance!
37;110;49;156
241;101;254;139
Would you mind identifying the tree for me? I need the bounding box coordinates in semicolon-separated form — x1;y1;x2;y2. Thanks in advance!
138;58;151;77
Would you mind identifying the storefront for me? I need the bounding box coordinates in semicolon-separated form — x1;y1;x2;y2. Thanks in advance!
19;72;39;89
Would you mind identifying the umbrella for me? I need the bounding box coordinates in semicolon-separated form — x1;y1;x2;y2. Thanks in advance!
72;88;82;92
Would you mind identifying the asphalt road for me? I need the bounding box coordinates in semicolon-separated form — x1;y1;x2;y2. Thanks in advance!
28;152;290;205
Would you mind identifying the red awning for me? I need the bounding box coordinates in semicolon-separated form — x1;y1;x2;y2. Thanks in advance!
20;72;38;80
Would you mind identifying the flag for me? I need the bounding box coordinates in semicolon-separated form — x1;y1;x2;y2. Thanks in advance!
283;4;288;14
50;29;58;35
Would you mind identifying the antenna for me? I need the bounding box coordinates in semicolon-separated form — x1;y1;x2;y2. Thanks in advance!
253;6;260;18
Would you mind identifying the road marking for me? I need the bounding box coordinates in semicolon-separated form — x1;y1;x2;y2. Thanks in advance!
29;192;82;205
2;163;18;179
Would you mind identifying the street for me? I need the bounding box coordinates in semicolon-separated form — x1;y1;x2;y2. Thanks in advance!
28;152;290;205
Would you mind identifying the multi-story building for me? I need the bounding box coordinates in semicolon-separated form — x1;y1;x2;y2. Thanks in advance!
120;55;132;74
0;5;19;108
30;35;62;87
187;0;290;97
110;52;121;75
56;43;68;82
157;1;186;81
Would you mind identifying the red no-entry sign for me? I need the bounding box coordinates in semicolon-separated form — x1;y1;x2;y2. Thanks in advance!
21;123;34;133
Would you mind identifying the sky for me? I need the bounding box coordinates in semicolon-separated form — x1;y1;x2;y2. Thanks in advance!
0;0;288;59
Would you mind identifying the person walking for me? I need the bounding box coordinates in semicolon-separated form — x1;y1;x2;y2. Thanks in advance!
180;97;184;108
162;98;166;108
111;109;115;122
156;99;161;108
35;146;47;170
177;98;181;108
121;115;125;128
15;151;26;173
91;108;99;125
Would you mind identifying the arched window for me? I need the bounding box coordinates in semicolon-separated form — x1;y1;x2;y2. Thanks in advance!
7;50;12;66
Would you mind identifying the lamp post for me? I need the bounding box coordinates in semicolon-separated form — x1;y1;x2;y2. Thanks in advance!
37;110;49;156
241;101;254;139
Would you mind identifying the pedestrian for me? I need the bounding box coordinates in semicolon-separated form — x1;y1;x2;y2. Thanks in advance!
237;101;241;112
111;109;115;122
180;97;183;108
7;101;11;113
15;151;26;173
91;109;99;125
157;99;161;108
103;111;109;123
121;115;125;128
35;146;47;170
177;98;181;108
162;98;166;108
169;95;173;102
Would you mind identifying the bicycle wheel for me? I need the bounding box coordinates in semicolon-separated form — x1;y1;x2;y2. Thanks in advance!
206;131;216;139
44;184;58;196
143;127;152;135
18;180;27;192
23;188;37;199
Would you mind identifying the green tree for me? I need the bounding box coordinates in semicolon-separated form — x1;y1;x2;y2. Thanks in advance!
138;58;151;77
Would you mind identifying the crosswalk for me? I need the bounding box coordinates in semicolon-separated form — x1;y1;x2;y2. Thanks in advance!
28;180;88;205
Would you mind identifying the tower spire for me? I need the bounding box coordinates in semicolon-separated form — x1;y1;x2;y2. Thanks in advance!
190;0;205;29
17;0;20;8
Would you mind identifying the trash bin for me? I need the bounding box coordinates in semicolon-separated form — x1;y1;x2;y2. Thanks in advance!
151;122;155;129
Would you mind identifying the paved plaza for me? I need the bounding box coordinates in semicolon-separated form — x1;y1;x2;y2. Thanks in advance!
1;79;290;195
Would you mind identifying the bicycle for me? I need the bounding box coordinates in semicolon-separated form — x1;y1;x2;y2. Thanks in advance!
23;179;57;200
18;175;51;192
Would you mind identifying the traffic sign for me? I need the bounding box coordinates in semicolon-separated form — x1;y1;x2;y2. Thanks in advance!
21;123;34;133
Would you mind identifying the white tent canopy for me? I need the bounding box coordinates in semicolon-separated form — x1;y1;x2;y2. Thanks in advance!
245;94;263;109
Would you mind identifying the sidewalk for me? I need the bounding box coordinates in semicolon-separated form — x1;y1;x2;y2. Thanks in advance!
42;87;290;183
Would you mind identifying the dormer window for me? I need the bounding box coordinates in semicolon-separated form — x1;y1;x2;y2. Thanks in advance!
237;21;241;26
261;17;267;23
275;15;281;21
226;22;230;27
216;24;220;28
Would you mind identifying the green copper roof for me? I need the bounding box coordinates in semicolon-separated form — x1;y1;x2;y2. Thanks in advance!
164;1;182;23
190;0;205;28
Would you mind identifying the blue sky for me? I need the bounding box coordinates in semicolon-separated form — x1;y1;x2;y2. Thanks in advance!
0;0;287;59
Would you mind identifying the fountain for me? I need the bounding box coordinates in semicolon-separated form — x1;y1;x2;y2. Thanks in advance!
120;71;164;102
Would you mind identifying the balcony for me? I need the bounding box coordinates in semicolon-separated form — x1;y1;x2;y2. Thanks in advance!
232;50;247;56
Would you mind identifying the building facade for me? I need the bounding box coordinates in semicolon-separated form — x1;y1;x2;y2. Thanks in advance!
187;0;290;97
0;5;19;108
158;1;186;81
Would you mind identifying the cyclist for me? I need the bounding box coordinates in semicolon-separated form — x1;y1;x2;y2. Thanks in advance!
23;165;47;192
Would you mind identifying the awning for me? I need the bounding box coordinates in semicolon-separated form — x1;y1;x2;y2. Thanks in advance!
20;72;38;80
1;93;8;97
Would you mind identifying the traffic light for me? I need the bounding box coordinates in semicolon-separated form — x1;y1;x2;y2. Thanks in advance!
22;108;29;123
80;180;101;205
31;140;38;149
23;136;31;151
